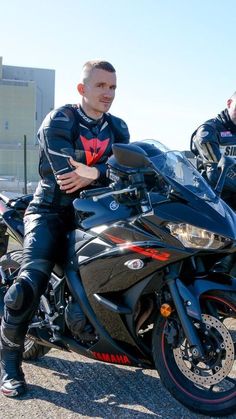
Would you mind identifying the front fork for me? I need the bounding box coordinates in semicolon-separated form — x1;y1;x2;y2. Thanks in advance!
165;264;205;359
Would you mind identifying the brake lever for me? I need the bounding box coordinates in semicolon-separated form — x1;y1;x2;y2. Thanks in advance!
92;187;137;201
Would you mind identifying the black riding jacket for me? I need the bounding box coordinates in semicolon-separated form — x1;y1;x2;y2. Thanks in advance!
28;105;130;213
191;109;236;193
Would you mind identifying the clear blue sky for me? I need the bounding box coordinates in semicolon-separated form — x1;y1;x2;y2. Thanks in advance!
1;0;236;150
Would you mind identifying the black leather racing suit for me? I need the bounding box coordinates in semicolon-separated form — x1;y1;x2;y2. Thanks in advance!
191;108;236;207
1;105;130;347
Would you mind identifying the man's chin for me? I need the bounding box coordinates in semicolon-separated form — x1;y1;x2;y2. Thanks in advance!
100;102;112;112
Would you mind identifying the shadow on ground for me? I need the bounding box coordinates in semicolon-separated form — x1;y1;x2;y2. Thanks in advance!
21;352;228;419
25;353;186;418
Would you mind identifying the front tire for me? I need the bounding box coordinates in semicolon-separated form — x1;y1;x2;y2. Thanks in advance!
0;251;50;361
152;291;236;416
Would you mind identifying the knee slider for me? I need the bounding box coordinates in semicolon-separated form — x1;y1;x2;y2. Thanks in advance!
4;280;34;312
4;269;48;314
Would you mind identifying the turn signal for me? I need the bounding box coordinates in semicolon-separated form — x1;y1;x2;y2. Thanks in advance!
160;303;172;317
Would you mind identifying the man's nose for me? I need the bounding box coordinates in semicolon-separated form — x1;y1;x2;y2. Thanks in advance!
103;87;114;97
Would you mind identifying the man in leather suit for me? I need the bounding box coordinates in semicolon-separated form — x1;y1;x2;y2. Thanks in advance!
191;91;236;207
191;91;236;273
0;60;130;397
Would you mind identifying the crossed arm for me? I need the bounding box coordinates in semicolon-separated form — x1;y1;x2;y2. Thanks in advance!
56;158;100;194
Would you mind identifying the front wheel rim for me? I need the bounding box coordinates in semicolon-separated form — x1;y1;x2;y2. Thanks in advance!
160;295;236;404
173;314;235;387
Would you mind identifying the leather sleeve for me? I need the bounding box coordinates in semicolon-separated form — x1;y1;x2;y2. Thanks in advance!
37;106;77;178
208;166;236;193
193;124;221;163
224;169;236;192
93;162;107;180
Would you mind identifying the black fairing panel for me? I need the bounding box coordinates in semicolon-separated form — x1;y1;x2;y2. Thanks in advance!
74;219;191;351
150;192;236;240
75;221;192;298
67;228;96;262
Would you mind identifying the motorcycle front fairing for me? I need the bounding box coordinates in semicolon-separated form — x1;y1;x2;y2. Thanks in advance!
66;141;236;361
148;148;236;241
68;193;196;361
69;200;236;348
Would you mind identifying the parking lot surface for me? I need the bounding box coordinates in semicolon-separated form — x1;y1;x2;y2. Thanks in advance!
1;348;236;419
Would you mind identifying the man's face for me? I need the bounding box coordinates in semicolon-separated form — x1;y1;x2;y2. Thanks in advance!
227;97;236;125
78;68;116;118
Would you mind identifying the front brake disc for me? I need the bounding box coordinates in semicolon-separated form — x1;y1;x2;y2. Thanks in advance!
173;314;235;386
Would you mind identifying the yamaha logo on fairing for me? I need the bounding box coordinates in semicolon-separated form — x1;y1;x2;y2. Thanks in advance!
125;259;144;270
109;201;119;211
92;352;131;364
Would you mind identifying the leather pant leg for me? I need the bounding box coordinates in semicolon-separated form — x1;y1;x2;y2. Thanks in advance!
2;211;70;347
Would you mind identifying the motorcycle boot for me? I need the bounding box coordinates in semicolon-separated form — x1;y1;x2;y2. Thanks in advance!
65;300;97;343
0;267;49;397
0;320;28;397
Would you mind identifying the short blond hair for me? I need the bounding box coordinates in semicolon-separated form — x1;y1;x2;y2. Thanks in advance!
80;60;116;83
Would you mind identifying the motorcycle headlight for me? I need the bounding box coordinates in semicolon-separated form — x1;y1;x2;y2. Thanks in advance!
166;223;230;249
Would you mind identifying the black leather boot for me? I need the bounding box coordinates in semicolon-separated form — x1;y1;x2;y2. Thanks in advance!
0;320;27;397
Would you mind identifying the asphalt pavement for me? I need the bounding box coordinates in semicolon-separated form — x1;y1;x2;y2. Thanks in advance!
1;348;236;419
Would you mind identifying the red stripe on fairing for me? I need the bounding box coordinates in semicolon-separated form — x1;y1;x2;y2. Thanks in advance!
161;294;236;403
104;233;170;261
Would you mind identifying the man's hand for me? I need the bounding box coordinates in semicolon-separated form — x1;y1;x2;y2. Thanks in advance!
57;158;99;193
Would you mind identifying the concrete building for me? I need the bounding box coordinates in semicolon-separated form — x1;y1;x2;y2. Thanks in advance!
0;57;55;188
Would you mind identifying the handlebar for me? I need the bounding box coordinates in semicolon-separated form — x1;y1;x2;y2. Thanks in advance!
79;187;113;199
79;186;137;201
92;187;137;201
79;184;153;215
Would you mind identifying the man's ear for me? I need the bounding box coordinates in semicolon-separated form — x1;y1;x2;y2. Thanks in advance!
227;98;232;109
77;83;85;96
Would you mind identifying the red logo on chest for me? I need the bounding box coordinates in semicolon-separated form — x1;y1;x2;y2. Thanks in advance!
80;136;109;165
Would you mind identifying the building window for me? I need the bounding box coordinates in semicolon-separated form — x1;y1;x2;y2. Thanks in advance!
4;121;9;130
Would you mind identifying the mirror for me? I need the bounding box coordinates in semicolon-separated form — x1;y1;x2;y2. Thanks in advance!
112;143;151;168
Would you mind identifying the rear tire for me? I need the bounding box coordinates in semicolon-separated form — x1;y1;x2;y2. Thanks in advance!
152;291;236;416
0;251;51;360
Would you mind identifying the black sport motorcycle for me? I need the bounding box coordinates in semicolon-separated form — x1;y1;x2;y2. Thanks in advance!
0;139;236;416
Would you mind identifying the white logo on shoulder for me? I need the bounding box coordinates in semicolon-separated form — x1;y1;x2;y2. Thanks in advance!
200;130;209;137
110;200;119;211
